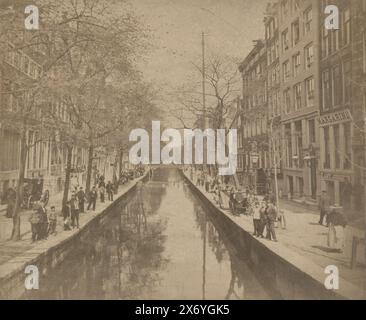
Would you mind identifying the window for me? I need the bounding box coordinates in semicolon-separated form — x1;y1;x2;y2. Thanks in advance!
281;0;289;19
282;29;289;52
363;31;366;74
262;117;267;133
294;83;302;110
257;118;262;135
292;19;300;46
322;27;330;58
284;88;291;114
334;125;340;169
324;127;330;169
304;43;314;69
344;123;351;169
304;7;312;35
295;121;303;168
344;61;351;103
305;77;314;107
292;52;301;77
285;124;292;167
283;60;290;82
309;119;316;144
342;8;351;46
276;91;281;115
332;65;343;107
322;70;332;111
331;29;340;52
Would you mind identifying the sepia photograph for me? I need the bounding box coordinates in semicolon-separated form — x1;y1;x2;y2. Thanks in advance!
0;0;365;305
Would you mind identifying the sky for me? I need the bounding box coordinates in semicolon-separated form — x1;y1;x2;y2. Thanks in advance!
129;0;269;125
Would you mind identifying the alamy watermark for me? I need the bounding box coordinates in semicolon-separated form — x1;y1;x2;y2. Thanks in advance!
324;265;339;290
25;265;39;290
325;5;339;30
129;121;237;176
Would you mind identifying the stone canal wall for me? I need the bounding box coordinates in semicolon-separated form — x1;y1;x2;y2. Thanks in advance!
0;175;148;299
181;171;363;300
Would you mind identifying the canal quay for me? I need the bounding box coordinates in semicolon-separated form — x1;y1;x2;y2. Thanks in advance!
0;168;364;300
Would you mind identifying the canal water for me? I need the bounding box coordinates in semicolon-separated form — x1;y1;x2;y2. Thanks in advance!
27;168;277;300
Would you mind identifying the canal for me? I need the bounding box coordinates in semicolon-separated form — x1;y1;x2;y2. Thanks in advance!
26;168;277;300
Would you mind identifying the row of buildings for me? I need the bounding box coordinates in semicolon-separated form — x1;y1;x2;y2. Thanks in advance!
234;0;366;220
0;5;117;203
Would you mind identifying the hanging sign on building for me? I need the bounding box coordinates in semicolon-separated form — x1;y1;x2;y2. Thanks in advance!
318;110;352;126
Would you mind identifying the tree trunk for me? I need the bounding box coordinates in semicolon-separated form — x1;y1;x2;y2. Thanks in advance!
85;144;94;194
62;144;73;216
11;127;27;241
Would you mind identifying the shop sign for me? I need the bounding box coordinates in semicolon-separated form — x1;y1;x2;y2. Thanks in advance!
318;110;352;126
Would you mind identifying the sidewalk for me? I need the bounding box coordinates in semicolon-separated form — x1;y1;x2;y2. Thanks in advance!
184;169;366;298
0;179;139;267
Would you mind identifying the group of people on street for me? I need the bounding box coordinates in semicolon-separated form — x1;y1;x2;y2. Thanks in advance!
29;176;119;239
252;198;278;242
29;203;57;242
190;168;282;242
63;176;117;231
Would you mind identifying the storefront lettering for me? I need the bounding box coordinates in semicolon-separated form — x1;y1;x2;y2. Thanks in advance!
318;110;352;126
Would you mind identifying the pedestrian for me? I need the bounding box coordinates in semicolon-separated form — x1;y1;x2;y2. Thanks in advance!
29;203;42;242
319;190;330;226
265;200;278;242
258;201;267;238
70;194;79;229
252;201;261;237
87;186;97;211
99;184;105;203
48;206;57;235
106;181;113;201
5;188;16;218
77;187;85;213
39;201;48;239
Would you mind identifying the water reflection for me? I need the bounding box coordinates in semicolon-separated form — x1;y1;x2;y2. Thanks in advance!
26;168;274;300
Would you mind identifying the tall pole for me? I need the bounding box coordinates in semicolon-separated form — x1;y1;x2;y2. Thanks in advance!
202;32;207;174
363;89;366;259
202;32;206;127
202;214;207;300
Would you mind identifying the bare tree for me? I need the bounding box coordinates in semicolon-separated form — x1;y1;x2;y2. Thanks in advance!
169;54;241;131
